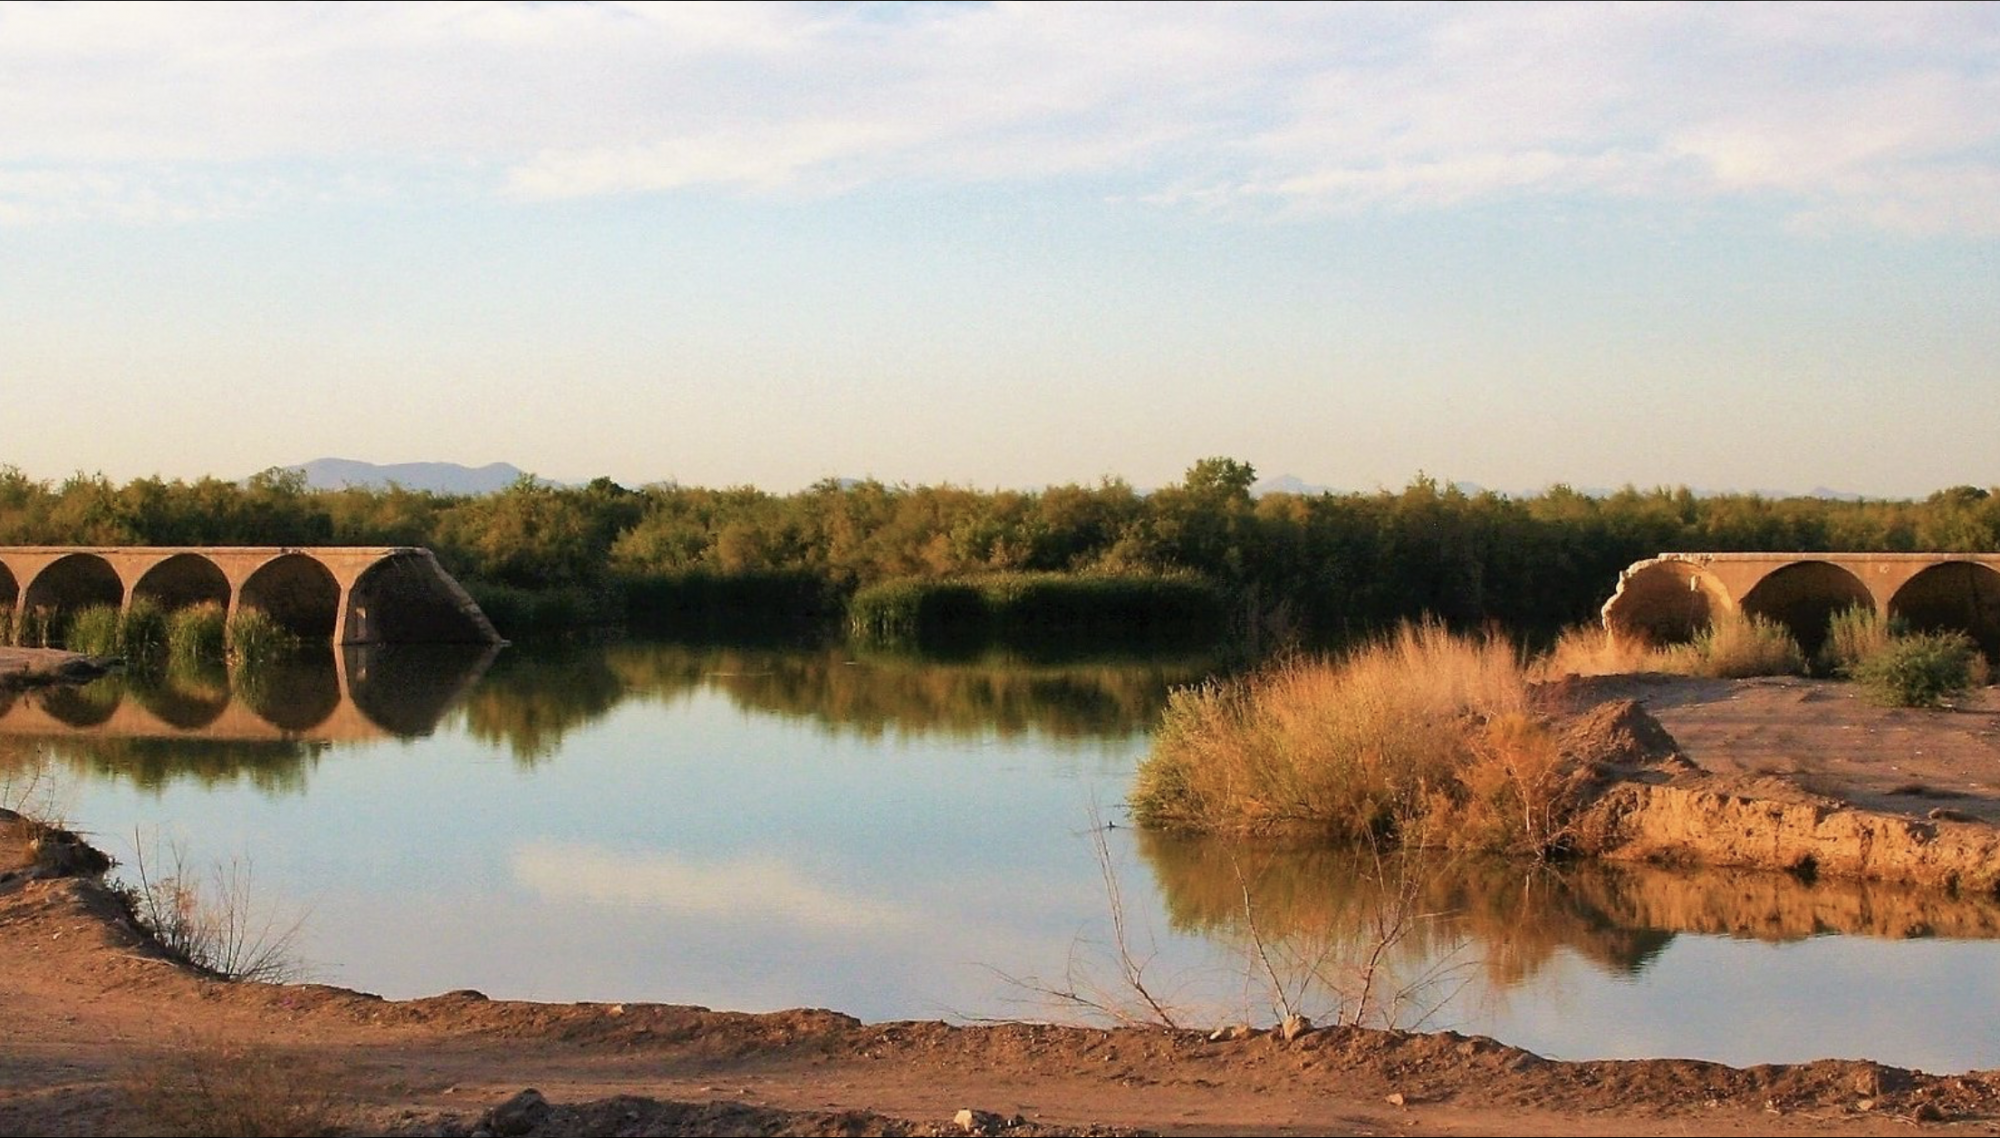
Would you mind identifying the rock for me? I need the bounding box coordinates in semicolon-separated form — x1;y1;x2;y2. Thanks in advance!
1207;1023;1254;1042
954;1107;1006;1134
1912;1101;1947;1122
1279;1013;1313;1041
483;1088;550;1137
1385;1091;1407;1107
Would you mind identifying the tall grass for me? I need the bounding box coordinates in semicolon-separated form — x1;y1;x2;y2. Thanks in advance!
121;597;169;659
0;605;11;647
1821;605;1896;676
1655;612;1804;678
1544;613;1804;680
12;605;53;649
57;599;177;659
63;604;124;655
1131;621;1570;853
167;603;227;668
224;608;300;667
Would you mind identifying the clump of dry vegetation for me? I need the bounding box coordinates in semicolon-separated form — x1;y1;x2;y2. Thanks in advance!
1540;613;1804;680
121;837;308;984
1131;621;1582;856
123;1032;356;1138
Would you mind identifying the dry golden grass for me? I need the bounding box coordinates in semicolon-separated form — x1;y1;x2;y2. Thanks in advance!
1132;621;1560;851
123;1033;357;1137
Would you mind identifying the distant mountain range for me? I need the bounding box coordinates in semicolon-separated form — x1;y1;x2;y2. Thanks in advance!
279;459;1872;501
283;458;539;495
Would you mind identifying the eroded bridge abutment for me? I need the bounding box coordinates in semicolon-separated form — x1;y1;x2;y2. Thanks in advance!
1602;552;2000;659
0;546;501;645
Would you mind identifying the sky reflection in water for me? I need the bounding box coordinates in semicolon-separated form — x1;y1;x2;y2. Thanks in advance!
3;640;1998;1073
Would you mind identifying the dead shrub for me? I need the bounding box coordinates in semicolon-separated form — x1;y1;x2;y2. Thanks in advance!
123;1033;356;1137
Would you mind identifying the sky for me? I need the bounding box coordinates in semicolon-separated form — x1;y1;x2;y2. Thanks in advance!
2;1;1997;499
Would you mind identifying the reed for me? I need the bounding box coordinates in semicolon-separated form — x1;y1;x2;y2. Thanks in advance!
62;604;123;656
167;603;227;668
224;608;300;667
121;597;170;660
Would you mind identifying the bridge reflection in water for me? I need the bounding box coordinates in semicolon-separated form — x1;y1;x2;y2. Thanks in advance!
0;643;500;745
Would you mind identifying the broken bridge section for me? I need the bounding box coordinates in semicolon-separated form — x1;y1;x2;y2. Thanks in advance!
0;547;502;646
1603;552;2000;659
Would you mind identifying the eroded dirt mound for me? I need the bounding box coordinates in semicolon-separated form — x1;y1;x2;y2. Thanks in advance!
1556;695;1696;782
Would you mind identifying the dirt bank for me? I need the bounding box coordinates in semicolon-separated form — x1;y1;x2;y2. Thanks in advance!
0;647;116;690
4;675;2000;1136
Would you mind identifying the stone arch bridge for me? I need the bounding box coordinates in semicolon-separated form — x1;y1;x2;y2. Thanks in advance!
1602;552;2000;659
0;547;501;645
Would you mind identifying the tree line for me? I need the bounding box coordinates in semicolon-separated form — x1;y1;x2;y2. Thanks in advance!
3;461;1996;642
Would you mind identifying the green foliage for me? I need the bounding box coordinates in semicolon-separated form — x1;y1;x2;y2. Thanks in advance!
1820;605;1897;676
167;604;227;668
224;609;301;667
63;604;123;655
1;460;1997;651
848;573;1225;649
1850;629;1980;708
121;597;170;659
13;606;52;649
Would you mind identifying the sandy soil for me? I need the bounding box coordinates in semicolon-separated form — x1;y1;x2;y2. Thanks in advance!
5;672;2000;1136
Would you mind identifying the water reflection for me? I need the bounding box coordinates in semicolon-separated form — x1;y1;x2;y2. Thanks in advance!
462;641;1220;764
1138;830;2000;1022
0;644;500;792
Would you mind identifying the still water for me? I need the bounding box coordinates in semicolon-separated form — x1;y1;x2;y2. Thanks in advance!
4;639;1999;1074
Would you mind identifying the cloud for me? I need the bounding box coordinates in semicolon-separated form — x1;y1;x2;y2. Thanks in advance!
510;840;925;935
3;1;1999;234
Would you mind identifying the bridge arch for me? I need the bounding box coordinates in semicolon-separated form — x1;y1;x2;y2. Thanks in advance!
133;553;231;612
20;553;124;629
346;553;493;644
133;672;230;731
1738;561;1874;660
239;554;341;638
1602;558;1732;647
1888;561;2000;659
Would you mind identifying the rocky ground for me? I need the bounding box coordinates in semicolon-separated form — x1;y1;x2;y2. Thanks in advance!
4;665;2000;1136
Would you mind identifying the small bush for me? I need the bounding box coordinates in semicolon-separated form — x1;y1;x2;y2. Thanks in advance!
1851;629;1979;708
167;603;227;667
122;837;307;984
225;608;300;667
1820;605;1897;676
63;604;124;655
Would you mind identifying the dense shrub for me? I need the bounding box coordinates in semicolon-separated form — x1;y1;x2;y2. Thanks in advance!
1850;629;1980;707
